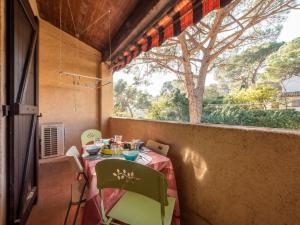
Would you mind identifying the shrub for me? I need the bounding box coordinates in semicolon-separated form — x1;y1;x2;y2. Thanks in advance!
202;105;300;129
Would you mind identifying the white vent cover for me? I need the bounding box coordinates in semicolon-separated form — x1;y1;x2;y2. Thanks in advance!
40;123;65;159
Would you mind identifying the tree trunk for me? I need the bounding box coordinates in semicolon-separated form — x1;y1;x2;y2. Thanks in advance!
177;7;228;123
178;33;201;123
187;92;201;123
280;81;288;109
251;60;264;85
197;61;210;121
127;105;134;118
182;61;208;124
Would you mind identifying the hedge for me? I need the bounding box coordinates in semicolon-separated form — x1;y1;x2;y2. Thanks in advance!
202;105;300;129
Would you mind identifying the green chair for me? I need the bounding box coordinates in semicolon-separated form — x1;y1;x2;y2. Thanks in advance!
81;129;102;146
95;159;176;225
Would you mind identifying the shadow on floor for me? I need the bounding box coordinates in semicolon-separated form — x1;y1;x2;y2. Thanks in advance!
27;157;84;225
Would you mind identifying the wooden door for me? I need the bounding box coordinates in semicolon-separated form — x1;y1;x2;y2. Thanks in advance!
6;0;39;224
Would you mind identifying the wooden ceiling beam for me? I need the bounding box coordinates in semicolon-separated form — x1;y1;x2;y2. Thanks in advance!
103;0;175;61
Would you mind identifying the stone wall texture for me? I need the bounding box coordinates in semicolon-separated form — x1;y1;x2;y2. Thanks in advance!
110;117;300;225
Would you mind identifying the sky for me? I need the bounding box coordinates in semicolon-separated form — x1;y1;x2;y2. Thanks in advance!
114;9;300;96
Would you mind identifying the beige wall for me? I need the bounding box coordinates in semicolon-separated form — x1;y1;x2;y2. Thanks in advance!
39;20;102;149
110;117;300;225
99;62;113;137
0;0;6;224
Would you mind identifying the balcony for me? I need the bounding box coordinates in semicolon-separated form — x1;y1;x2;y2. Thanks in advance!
1;0;300;225
25;116;300;225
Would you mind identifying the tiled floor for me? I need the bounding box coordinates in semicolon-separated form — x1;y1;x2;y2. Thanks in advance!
27;157;84;225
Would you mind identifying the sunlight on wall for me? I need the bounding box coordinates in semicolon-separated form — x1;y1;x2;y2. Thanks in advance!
183;148;208;181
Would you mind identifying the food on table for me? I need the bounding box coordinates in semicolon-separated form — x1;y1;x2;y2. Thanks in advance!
101;148;123;155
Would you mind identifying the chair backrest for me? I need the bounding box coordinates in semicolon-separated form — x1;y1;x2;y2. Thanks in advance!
66;146;83;173
66;146;80;157
81;129;102;146
95;159;168;206
146;140;169;156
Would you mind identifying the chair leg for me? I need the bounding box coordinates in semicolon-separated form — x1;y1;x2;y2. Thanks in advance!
106;217;113;225
72;203;80;225
72;182;87;225
64;201;72;225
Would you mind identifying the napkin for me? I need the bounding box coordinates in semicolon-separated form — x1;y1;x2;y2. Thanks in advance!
139;153;152;162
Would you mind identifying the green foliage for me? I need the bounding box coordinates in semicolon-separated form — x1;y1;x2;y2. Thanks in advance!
204;84;222;99
225;85;279;109
215;42;284;90
145;96;174;121
146;81;189;121
202;105;300;129
203;96;225;106
121;0;293;123
113;79;152;118
114;79;300;130
264;37;300;82
203;84;225;106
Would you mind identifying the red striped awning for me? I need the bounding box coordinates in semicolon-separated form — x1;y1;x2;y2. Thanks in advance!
112;0;233;72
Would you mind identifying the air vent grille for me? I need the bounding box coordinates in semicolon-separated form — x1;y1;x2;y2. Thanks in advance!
41;123;64;159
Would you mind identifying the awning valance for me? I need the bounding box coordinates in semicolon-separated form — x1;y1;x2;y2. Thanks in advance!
112;0;233;72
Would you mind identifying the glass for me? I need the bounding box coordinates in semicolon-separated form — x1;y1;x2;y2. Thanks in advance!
111;143;118;156
94;137;102;146
114;135;123;144
131;139;140;150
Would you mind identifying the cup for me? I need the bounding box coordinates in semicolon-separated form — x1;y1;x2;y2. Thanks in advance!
94;137;102;146
114;135;123;144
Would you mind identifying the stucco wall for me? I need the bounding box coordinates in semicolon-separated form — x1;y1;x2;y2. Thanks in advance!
99;62;113;137
0;0;6;224
39;20;101;149
109;117;300;225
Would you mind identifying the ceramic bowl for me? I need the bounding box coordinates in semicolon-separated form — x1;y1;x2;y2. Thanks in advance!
123;150;139;161
85;145;100;155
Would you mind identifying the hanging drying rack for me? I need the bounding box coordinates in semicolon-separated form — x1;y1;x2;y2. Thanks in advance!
58;0;112;89
59;71;112;89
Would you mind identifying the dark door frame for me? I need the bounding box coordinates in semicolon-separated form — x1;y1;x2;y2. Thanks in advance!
5;0;39;224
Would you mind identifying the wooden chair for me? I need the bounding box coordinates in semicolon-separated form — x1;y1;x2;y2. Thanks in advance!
64;146;87;225
81;129;102;146
95;159;175;225
146;140;169;156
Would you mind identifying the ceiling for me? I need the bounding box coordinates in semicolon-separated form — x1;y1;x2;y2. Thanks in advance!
36;0;169;58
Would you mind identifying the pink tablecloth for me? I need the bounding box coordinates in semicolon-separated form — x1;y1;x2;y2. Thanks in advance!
81;151;180;225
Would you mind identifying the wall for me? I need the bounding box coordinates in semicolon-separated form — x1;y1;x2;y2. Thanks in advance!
39;19;102;149
110;117;300;225
99;62;113;137
0;0;6;223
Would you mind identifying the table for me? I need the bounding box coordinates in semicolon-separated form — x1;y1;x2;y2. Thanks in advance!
81;150;181;225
